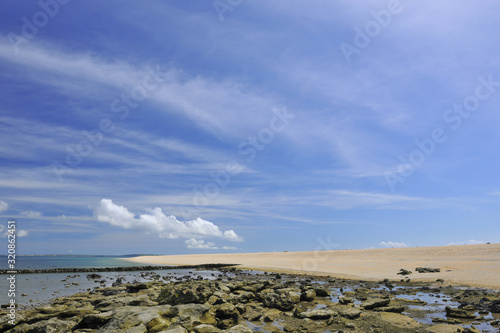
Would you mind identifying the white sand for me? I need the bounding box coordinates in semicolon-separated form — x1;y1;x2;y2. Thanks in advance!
125;243;500;289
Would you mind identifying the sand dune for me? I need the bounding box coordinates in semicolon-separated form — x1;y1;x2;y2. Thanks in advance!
126;243;500;288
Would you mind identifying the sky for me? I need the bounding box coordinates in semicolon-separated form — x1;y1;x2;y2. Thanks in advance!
1;0;499;255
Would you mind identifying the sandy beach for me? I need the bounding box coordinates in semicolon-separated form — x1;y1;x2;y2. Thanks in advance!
126;243;500;289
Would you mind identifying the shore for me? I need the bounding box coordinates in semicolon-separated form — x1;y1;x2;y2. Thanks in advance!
3;268;500;332
126;243;500;289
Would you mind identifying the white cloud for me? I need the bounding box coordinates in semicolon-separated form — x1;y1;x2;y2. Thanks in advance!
185;238;218;249
380;241;409;248
0;201;8;213
222;246;237;250
17;230;29;237
20;211;42;218
95;199;243;242
448;239;487;246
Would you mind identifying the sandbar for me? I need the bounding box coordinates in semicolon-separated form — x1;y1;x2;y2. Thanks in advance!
125;243;500;289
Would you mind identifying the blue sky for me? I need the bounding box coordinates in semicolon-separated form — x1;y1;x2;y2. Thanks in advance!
1;0;499;255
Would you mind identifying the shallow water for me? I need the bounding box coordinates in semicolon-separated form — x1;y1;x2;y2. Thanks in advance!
1;268;222;309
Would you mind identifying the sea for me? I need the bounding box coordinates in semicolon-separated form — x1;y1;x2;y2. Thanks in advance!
0;255;217;309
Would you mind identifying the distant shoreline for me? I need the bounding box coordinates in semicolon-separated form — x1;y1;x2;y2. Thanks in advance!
125;243;500;289
0;263;236;275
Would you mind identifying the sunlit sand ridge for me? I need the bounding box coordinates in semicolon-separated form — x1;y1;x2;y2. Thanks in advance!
126;243;500;288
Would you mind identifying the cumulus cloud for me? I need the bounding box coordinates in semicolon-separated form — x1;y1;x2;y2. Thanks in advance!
17;230;29;237
380;241;409;248
0;201;8;213
95;199;244;243
448;239;487;246
186;238;218;249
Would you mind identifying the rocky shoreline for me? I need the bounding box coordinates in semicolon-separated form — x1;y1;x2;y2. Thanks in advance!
0;264;236;275
1;267;499;332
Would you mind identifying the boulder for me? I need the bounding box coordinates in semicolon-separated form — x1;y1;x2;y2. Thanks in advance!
378;312;421;329
336;307;361;319
261;292;294;311
193;324;222;333
415;267;441;273
445;306;476;319
157;282;215;305
362;298;390;310
225;324;253;333
397;269;412;275
297;309;337;320
300;289;316;302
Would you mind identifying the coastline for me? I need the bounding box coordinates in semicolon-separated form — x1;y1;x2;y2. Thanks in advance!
125;243;500;289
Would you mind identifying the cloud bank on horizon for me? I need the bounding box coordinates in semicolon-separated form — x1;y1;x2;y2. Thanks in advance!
0;1;499;254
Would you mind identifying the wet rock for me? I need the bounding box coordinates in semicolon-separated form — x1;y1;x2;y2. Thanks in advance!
373;306;405;313
297;309;337;320
157;282;214;305
425;324;470;332
13;317;78;332
416;267;441;273
261;292;294;311
339;297;353;305
314;287;329;297
336;307;361;319
362;298;390;310
193;324;222;333
445;306;476;319
126;283;149;293
300;289;316;301
490;300;500;313
162;327;188;333
378;312;422;330
225;324;253;333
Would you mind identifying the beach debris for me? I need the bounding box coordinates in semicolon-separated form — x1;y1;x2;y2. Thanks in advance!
397;268;412;275
415;267;441;273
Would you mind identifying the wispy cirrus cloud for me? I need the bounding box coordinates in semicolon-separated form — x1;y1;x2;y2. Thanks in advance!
0;201;8;213
380;241;409;248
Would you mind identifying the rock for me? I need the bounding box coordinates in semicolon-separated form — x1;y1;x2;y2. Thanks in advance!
297;309;337;320
171;304;216;329
214;303;239;319
415;267;441;273
362;298;390;310
126;283;149;293
261;308;282;322
314;287;329;297
336;307;361;319
11;317;77;332
397;269;412;275
300;289;316;302
425;324;470;332
261;292;294;311
339;297;353;305
225;324;253;333
160;327;188;333
490;300;500;313
373;306;405;313
445;306;476;319
87;273;102;279
378;312;422;329
80;311;114;328
193;324;222;333
157;282;215;305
